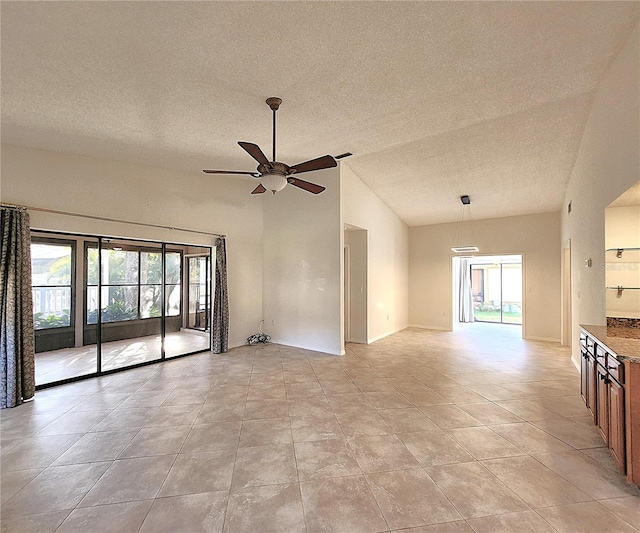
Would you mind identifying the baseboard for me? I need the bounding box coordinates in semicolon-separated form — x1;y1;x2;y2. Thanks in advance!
347;338;368;344
368;325;408;344
268;338;342;356
407;324;452;332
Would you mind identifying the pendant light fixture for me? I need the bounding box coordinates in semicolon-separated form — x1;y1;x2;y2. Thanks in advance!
451;195;479;254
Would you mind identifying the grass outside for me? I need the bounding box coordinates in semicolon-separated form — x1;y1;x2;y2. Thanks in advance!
473;310;522;324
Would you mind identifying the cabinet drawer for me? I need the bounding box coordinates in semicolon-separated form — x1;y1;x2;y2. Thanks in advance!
596;345;607;366
608;355;624;385
586;337;596;356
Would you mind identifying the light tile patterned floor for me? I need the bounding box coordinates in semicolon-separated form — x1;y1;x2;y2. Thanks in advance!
2;324;640;532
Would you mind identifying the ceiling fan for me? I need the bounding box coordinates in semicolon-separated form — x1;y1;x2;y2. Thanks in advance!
203;97;337;195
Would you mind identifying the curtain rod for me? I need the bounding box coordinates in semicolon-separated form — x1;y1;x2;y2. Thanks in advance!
0;202;27;211
0;203;225;239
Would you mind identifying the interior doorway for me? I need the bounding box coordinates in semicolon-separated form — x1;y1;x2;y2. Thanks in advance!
344;245;350;343
561;240;572;347
344;225;368;345
453;254;523;331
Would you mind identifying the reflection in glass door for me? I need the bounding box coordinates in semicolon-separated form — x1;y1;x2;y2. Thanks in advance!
471;261;522;324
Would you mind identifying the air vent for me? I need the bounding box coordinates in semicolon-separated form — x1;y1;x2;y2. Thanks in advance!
335;152;353;160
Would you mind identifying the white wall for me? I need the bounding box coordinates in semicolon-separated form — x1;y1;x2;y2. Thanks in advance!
1;143;264;349
605;204;640;319
341;165;409;343
561;22;640;365
409;211;562;342
262;167;343;355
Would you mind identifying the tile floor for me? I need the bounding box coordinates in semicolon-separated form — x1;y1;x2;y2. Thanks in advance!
2;324;640;532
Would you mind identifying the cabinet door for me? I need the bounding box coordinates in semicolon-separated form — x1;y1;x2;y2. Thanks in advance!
580;350;589;405
587;356;597;423
609;379;626;474
597;365;609;446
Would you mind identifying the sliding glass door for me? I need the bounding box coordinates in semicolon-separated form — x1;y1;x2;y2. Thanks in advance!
471;262;522;325
32;231;212;387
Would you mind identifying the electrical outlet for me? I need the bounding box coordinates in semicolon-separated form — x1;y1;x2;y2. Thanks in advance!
271;319;276;326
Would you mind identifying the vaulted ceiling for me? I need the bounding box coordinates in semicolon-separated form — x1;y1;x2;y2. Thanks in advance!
2;2;638;225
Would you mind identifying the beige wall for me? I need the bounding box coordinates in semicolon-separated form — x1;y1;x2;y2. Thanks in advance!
262;167;343;355
341;165;409;343
561;22;639;365
409;211;561;341
1;143;264;349
605;204;640;319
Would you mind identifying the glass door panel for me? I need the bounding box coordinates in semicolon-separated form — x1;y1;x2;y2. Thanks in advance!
32;237;82;385
471;265;502;323
97;239;163;371
166;248;211;358
471;262;522;325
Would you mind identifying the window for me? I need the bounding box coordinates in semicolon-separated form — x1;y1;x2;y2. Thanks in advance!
86;246;181;324
31;241;74;330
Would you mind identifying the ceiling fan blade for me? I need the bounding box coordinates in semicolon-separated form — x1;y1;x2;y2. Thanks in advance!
289;155;337;174
287;177;326;194
203;169;260;177
251;184;267;194
238;142;270;166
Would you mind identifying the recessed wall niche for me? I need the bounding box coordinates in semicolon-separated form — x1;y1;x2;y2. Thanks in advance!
605;180;640;329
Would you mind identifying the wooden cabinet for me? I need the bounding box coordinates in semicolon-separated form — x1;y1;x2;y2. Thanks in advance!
579;327;632;477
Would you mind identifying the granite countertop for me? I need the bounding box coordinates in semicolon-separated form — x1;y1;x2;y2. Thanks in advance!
580;324;640;363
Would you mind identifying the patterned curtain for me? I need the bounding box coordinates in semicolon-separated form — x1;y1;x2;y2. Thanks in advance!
0;207;35;408
212;237;229;354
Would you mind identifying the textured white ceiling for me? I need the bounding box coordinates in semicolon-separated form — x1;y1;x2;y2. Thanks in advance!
609;181;640;208
2;2;638;225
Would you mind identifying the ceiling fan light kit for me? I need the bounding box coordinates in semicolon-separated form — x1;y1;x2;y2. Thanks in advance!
260;172;288;194
203;97;337;195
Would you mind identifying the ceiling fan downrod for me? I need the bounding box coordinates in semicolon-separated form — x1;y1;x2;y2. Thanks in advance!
266;97;282;163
